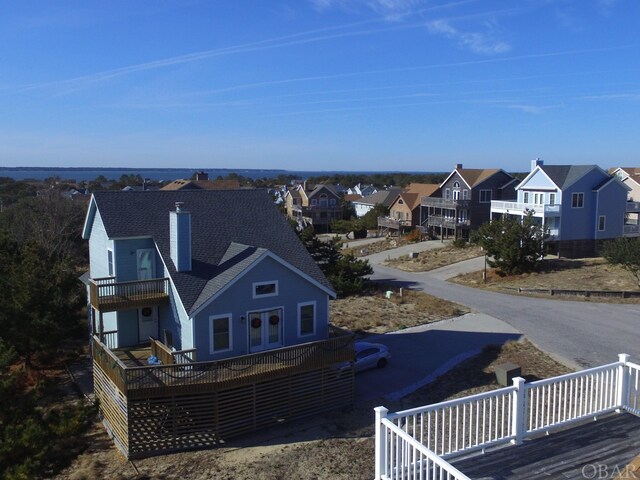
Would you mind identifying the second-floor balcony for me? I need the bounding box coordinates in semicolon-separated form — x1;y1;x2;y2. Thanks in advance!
89;276;170;312
426;215;471;229
422;197;471;209
627;201;640;213
491;200;561;217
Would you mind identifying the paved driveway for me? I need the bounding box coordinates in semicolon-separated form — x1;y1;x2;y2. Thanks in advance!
355;313;520;402
369;261;640;370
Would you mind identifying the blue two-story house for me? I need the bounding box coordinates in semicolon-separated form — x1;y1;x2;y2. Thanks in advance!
82;189;336;362
491;159;630;257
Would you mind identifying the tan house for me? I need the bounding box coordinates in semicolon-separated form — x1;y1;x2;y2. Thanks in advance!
388;183;439;227
610;168;640;202
284;183;343;232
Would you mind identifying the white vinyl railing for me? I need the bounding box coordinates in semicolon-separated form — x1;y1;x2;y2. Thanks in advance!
375;354;636;480
375;410;471;480
490;201;561;216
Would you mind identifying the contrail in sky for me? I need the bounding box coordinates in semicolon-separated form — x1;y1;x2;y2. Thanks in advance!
0;0;501;95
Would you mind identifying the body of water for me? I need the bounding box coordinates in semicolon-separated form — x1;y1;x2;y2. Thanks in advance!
0;167;427;182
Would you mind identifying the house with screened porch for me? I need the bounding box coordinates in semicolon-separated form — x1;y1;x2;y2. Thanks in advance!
81;190;354;458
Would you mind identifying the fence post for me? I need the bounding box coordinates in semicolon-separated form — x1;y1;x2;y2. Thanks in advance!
617;353;631;412
374;406;389;480
511;377;526;445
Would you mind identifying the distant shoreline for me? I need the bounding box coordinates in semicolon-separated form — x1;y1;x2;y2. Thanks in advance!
0;167;434;182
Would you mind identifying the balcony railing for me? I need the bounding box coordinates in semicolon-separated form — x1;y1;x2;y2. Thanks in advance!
426;215;470;229
92;324;354;398
374;354;640;480
150;337;197;365
378;216;410;229
491;201;561;216
627;201;640;213
422;197;471;209
624;224;640;236
89;276;170;312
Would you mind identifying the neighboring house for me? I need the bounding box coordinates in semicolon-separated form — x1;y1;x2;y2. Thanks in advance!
284;183;343;232
161;171;241;190
491;159;631;257
347;183;378;197
422;164;517;239
82;190;353;457
610;167;640;230
352;187;403;218
386;183;439;227
610;167;640;201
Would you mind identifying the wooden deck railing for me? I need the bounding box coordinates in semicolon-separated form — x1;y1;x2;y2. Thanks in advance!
93;326;354;398
92;336;128;393
89;277;170;312
150;338;197;365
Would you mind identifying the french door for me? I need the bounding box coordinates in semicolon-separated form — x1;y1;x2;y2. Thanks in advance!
248;308;283;353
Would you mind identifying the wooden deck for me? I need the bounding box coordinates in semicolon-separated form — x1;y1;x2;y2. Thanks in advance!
113;346;152;367
451;413;640;479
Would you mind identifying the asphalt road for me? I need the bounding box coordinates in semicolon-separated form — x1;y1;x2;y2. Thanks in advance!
369;261;640;370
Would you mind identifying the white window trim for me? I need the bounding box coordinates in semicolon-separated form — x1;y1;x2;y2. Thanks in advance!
572;192;584;209
523;192;529;204
479;189;492;203
297;301;316;337
598;215;606;231
253;280;279;299
209;313;233;354
107;248;114;276
445;188;451;200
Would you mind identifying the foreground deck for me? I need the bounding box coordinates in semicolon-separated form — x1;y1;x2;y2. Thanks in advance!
375;355;640;480
452;413;640;479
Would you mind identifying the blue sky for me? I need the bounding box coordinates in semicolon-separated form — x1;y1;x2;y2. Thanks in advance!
1;0;638;172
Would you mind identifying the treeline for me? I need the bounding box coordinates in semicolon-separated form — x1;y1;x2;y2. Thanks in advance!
306;172;448;188
0;192;94;478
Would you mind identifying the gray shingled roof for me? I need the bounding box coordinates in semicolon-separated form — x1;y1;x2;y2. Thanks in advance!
355;187;403;207
540;165;597;189
90;190;333;315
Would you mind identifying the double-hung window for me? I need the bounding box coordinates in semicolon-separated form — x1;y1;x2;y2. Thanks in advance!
210;314;232;353
571;192;584;208
479;190;492;203
298;302;315;337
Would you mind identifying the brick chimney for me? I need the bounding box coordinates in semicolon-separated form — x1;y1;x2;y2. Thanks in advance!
455;163;463;170
195;171;208;181
170;202;192;272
